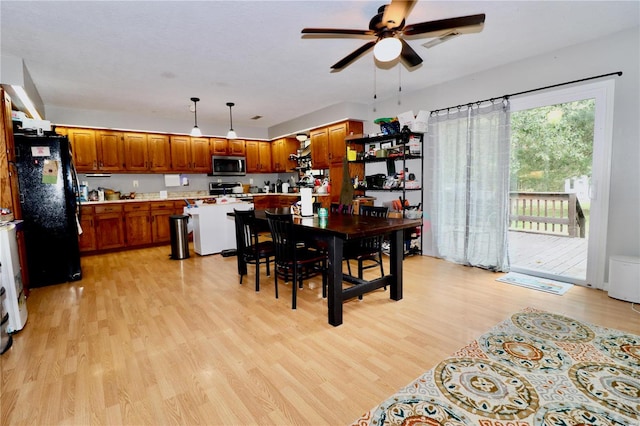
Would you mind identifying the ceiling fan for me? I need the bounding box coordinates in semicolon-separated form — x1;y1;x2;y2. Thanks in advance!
301;0;485;71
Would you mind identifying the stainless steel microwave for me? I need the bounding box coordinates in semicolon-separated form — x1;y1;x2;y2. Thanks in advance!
212;155;246;176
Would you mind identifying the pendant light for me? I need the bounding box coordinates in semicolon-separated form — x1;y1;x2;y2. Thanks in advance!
226;102;237;140
189;97;202;137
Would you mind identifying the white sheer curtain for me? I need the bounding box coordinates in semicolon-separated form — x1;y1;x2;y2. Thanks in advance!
426;100;511;271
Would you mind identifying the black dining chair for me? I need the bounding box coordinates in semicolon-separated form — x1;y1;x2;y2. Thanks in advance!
266;211;328;309
233;208;275;293
330;203;353;215
344;205;389;280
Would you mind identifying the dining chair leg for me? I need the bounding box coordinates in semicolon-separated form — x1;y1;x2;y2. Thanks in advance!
346;259;352;276
292;267;298;309
275;267;279;299
255;262;260;292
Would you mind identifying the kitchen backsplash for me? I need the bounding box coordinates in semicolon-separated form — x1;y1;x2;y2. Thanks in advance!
78;172;289;195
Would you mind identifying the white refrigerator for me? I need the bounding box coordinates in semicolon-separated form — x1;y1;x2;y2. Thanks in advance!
0;223;28;333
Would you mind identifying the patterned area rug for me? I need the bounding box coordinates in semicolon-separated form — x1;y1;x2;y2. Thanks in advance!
352;308;640;425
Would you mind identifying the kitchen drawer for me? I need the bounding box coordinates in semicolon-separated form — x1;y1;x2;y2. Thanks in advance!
151;201;175;210
124;202;150;212
95;204;123;214
80;205;94;215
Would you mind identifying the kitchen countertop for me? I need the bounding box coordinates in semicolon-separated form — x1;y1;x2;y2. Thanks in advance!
80;192;329;205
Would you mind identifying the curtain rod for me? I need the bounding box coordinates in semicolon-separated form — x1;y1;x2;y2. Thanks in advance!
430;71;623;115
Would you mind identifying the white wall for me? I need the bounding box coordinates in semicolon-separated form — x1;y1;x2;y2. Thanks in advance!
371;27;640;271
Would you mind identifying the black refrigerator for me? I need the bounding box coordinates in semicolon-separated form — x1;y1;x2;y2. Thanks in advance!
14;131;82;287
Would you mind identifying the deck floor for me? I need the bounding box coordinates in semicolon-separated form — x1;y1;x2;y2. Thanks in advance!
508;231;588;281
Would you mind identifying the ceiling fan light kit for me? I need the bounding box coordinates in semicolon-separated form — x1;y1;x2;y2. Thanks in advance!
189;97;202;137
374;37;402;62
301;0;485;71
226;102;237;139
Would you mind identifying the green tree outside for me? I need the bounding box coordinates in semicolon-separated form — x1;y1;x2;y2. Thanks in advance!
510;99;595;192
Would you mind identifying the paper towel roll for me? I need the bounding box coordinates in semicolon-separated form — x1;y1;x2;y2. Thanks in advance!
301;187;313;217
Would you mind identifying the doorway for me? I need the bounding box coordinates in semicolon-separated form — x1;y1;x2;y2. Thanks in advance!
508;80;615;289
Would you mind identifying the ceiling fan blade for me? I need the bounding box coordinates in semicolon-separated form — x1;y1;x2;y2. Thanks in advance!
302;28;375;37
382;0;417;29
403;14;486;37
399;39;422;67
331;41;376;70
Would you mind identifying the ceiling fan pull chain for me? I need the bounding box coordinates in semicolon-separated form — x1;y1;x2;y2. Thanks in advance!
373;65;377;112
398;65;402;105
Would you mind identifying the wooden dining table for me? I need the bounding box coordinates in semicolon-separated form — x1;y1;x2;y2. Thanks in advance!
247;208;423;326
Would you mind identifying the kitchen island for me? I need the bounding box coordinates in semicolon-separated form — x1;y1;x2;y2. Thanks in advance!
184;200;253;255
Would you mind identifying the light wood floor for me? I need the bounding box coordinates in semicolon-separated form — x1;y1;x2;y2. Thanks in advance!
2;244;638;425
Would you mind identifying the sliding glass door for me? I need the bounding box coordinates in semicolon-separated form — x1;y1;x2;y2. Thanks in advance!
508;80;615;288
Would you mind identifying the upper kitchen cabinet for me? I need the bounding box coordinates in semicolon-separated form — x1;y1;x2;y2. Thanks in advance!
228;139;245;156
211;138;228;156
69;128;125;172
271;137;298;172
211;138;245;156
190;137;211;172
310;120;363;169
67;128;97;171
96;130;125;171
245;140;272;173
170;136;210;172
170;136;191;170
123;132;149;171
310;128;329;169
328;121;363;165
147;134;171;171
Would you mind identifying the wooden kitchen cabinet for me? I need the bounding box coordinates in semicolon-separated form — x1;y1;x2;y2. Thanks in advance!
124;202;152;247
328;121;363;164
190;137;211;172
124;132;148;171
78;205;97;252
148;134;171;171
170;136;210;172
228;139;245;156
123;132;171;172
310;120;363;170
96;130;125;171
213;138;245;156
94;204;125;250
170;135;191;170
151;201;183;243
67;128;98;171
245;140;272;173
271;137;298;172
68;128;124;172
310;127;329;169
211;138;228;155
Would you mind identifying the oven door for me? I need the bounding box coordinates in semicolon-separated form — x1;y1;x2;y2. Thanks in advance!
212;156;246;176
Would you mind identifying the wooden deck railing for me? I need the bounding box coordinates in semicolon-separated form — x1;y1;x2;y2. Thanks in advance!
509;192;585;238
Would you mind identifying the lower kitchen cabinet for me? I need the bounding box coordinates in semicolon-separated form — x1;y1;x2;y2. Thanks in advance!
78;200;186;254
151;201;184;243
124;202;152;247
94;204;125;250
79;205;97;252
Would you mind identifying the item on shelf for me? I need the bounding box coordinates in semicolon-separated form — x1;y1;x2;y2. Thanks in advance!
366;174;386;189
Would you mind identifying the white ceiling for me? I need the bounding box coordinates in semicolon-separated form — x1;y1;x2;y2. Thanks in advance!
1;1;638;132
